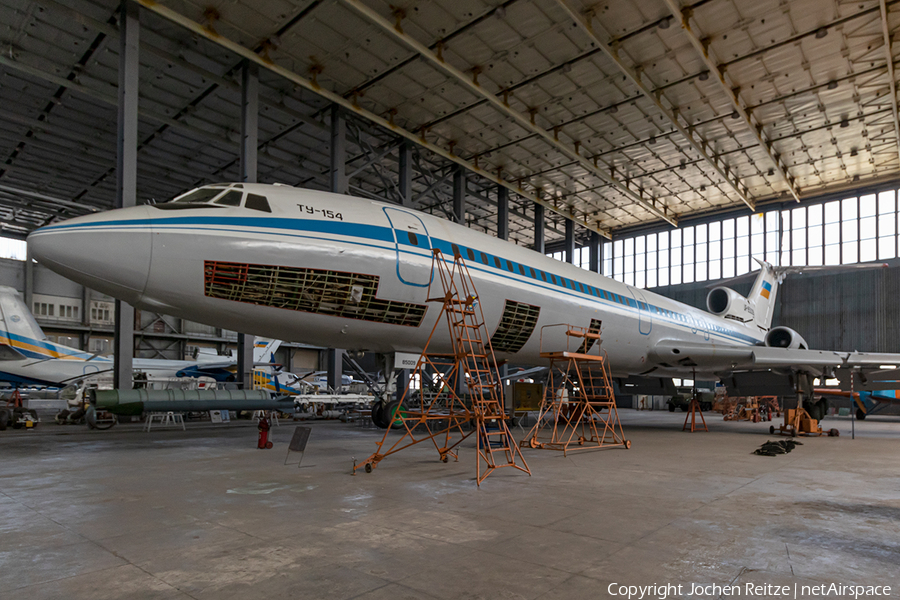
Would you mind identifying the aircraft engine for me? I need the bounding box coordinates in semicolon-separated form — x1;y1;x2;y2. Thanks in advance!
706;287;745;316
765;326;808;350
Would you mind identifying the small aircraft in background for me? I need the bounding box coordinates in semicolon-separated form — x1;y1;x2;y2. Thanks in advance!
815;387;900;420
0;286;280;388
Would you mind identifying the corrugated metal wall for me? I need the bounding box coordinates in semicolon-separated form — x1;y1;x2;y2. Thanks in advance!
653;266;900;352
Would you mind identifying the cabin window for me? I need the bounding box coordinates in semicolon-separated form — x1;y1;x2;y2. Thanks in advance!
245;194;271;213
540;271;547;282
494;256;502;269
518;264;526;276
407;232;419;246
451;244;461;258
480;252;488;264
529;267;536;278
506;260;513;271
467;248;475;261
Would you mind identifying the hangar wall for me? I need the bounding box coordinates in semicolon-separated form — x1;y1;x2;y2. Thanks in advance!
654;261;900;353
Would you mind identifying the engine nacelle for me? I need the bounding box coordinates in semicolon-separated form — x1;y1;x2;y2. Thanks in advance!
706;287;754;322
765;326;808;350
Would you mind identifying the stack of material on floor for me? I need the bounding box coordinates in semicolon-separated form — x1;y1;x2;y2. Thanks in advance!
753;439;802;456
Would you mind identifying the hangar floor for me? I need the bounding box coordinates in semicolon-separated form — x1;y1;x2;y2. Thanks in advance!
1;411;898;599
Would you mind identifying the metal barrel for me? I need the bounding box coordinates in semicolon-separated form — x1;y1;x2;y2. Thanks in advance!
89;389;291;416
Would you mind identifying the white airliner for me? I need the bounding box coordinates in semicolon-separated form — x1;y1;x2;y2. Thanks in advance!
0;285;280;387
24;182;900;395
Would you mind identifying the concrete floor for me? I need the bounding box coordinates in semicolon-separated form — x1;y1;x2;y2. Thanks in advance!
1;410;898;599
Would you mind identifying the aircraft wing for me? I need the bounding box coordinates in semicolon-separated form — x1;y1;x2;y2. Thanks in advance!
650;340;900;372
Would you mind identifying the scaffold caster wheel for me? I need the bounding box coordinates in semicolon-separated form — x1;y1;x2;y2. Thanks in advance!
578;437;585;445
364;463;372;473
266;441;273;449
529;438;539;449
829;428;840;437
624;440;631;449
441;455;448;463
769;425;775;435
791;428;797;437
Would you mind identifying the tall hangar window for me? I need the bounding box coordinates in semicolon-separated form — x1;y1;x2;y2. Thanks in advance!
0;237;27;261
545;246;590;269
594;185;900;290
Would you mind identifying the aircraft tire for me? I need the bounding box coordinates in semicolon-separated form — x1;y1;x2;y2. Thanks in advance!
668;404;675;413
680;405;689;412
856;409;866;421
371;402;389;429
0;409;7;431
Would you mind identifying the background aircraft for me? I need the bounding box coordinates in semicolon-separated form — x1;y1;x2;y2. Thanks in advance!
0;286;280;388
815;387;900;420
25;183;900;398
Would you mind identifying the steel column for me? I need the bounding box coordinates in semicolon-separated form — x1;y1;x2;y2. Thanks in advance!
23;247;33;314
327;104;348;390
497;185;509;241
330;105;348;195
113;0;139;390
326;349;344;392
399;140;412;207
237;59;258;389
453;166;465;224
534;203;545;254
565;219;575;264
589;231;600;273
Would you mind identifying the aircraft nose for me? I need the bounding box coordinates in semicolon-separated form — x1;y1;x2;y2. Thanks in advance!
27;206;153;304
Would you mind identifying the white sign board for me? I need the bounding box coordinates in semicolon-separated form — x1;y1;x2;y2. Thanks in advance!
394;352;420;370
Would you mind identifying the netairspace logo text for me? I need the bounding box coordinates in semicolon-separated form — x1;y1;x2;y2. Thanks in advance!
606;583;893;599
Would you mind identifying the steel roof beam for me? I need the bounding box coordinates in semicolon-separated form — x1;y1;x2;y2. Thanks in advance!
660;0;801;203
134;0;613;239
338;0;675;228
880;0;900;164
555;0;754;212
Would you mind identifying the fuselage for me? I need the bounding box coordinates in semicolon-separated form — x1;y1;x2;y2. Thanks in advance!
27;184;768;378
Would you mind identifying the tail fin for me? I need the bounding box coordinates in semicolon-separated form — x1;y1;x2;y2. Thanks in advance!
0;286;47;344
749;259;780;331
253;338;282;364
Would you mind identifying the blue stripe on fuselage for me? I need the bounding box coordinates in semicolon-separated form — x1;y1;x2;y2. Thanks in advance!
32;214;760;345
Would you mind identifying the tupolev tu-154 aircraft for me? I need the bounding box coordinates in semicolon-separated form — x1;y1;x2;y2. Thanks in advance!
24;182;900;397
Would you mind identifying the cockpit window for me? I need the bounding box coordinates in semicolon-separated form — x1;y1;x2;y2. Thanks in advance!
213;191;243;206
173;188;224;204
245;194;271;213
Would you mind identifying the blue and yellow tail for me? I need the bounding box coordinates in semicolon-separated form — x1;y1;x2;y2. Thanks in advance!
0;286;95;361
749;259;780;331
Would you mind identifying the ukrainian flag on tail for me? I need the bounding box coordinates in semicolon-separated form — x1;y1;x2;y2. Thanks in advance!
760;281;772;299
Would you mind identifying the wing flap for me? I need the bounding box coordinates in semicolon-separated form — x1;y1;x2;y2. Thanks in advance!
650;340;900;372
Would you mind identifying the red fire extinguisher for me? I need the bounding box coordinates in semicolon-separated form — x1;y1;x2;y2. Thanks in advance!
257;416;273;449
